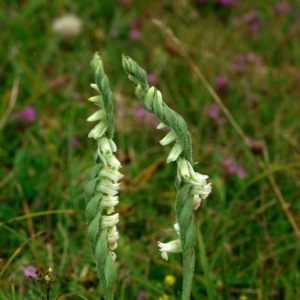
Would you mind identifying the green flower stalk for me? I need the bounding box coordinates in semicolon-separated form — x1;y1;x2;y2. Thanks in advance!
122;55;211;300
85;53;123;300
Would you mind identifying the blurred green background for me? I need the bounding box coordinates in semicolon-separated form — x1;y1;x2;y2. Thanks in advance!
0;0;300;299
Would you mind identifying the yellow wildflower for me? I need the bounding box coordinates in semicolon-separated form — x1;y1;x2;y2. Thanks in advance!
164;275;176;286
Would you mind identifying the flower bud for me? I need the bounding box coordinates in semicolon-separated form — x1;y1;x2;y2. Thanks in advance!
135;84;145;98
145;87;156;107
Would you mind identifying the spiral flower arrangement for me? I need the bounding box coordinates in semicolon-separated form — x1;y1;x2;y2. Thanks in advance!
85;53;211;300
85;53;123;300
122;55;211;300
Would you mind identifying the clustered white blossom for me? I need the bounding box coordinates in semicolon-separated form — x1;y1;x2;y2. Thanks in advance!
87;83;123;259
52;14;82;38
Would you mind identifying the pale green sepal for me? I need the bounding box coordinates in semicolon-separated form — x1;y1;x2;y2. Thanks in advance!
88;211;102;249
103;249;117;300
87;164;103;181
128;75;140;85
85;193;102;224
109;139;117;152
84;178;99;202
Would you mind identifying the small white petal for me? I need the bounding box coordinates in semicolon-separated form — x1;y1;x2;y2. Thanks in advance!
157;122;167;130
110;251;117;261
90;83;100;92
105;154;122;170
100;136;114;155
107;226;119;245
191;183;211;199
100;195;119;212
98;167;123;182
161;251;168;260
109;139;117;152
174;223;180;235
177;157;191;180
97;179;120;196
193;195;201;210
88;123;107;139
189;172;209;185
160;131;177;146
87;110;106;122
167;143;183;163
158;239;182;261
101;213;119;228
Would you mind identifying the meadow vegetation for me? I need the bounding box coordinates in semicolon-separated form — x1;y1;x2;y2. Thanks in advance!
0;1;300;299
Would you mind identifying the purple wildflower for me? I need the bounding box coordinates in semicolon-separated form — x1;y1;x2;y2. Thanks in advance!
129;18;142;28
243;9;257;23
246;52;262;66
215;75;227;89
206;103;220;120
134;102;160;127
129;29;141;40
230;54;246;73
230;52;262;74
221;156;247;178
71;137;79;147
215;74;228;96
134;104;146;118
147;73;156;85
20;265;37;278
12;106;36;122
237;167;247;178
137;289;147;300
274;1;291;14
222;157;235;174
217;0;234;7
249;20;261;33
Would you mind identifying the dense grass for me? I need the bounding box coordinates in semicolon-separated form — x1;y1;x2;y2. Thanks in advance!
1;1;300;299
